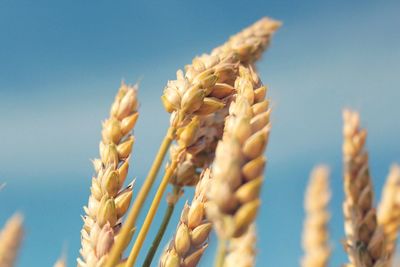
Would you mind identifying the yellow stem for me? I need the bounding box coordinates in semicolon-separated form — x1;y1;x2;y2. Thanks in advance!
105;126;175;267
215;238;227;267
125;159;179;267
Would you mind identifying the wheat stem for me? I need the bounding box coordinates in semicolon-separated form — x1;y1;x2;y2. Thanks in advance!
126;158;179;267
105;126;175;267
143;187;179;267
215;238;227;267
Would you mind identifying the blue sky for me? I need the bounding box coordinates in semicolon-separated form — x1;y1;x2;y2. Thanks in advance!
0;1;400;266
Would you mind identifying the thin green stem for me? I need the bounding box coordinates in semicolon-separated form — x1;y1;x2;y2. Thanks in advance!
105;126;175;267
142;197;177;267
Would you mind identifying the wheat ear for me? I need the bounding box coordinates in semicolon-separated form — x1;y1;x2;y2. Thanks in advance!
121;19;280;267
301;166;331;267
207;65;270;239
164;18;280;181
377;164;400;263
212;17;282;64
159;168;212;267
163;19;280;181
342;110;386;267
224;224;257;267
78;83;138;266
0;213;24;267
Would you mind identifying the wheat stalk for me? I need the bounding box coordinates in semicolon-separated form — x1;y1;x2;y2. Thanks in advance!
0;213;24;267
159;168;212;267
224;224;257;267
78;83;138;266
54;256;66;267
377;164;400;264
207;65;270;239
301;166;331;267
342;110;386;267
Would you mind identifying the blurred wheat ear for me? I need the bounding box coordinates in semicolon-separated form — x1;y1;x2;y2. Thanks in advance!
377;164;400;265
224;224;257;267
0;213;24;267
301;166;331;267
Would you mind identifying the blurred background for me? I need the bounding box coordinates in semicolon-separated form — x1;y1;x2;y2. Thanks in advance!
1;0;399;266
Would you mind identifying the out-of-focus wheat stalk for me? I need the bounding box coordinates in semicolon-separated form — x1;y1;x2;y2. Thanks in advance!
78;83;138;266
301;166;331;267
224;224;257;267
0;213;24;267
342;110;386;267
207;65;270;240
117;18;280;267
54;256;66;267
159;169;212;267
377;164;400;264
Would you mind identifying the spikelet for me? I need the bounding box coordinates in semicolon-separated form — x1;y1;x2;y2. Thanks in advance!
78;83;139;267
0;213;24;267
169;103;231;187
377;164;400;263
342;110;386;267
160;169;212;267
206;65;270;238
301;166;331;267
163;18;279;187
224;224;257;267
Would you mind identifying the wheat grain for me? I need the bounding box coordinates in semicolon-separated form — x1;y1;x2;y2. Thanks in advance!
342;110;386;267
224;224;257;267
377;164;400;264
78;83;138;267
160;169;212;267
206;65;270;238
301;166;331;267
0;213;24;267
169;102;231;187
